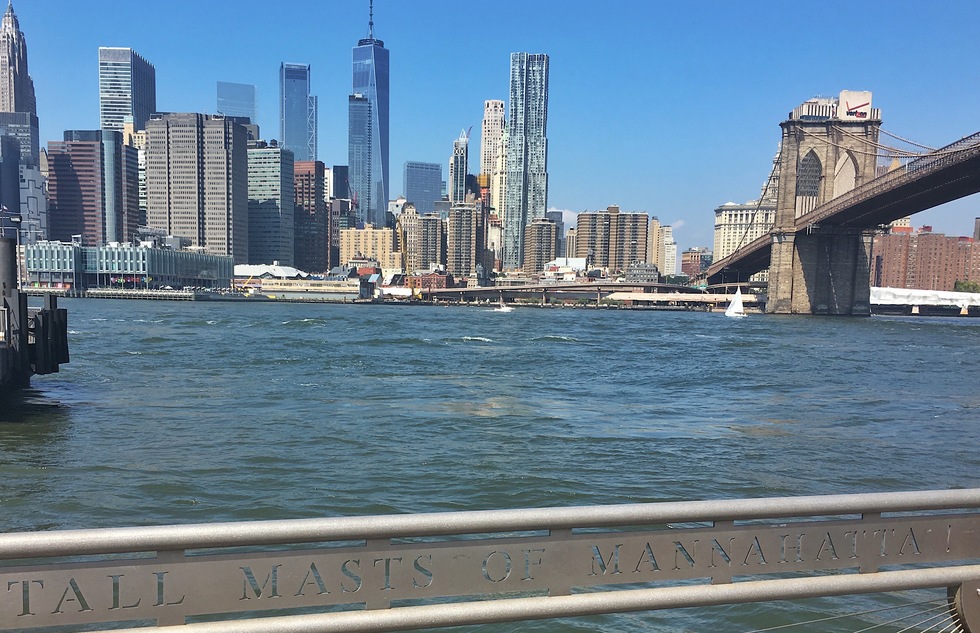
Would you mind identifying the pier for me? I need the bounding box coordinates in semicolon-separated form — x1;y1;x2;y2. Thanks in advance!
0;238;69;396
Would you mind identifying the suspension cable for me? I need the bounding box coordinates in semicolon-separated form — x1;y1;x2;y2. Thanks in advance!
880;128;937;151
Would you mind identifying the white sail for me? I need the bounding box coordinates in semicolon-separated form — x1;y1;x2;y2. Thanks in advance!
725;288;746;318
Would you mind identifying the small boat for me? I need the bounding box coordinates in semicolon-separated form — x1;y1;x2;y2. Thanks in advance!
493;297;514;313
725;288;747;318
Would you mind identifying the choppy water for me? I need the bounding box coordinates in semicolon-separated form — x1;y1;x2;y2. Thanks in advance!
2;298;979;632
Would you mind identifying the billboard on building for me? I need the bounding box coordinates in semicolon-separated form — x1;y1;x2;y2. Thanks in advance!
838;90;873;121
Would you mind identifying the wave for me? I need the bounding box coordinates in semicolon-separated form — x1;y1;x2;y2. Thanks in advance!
462;336;494;343
532;335;579;343
280;318;330;327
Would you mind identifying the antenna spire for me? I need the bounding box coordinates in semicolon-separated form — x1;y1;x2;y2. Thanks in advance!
368;0;374;39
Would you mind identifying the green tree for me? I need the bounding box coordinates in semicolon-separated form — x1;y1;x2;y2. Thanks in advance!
953;280;980;293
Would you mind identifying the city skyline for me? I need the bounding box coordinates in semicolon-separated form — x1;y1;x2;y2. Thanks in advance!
16;0;980;253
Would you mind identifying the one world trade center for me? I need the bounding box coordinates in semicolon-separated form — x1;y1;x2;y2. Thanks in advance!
349;1;389;227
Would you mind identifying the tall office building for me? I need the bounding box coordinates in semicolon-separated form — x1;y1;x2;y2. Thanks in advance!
0;135;17;214
99;47;156;131
348;94;373;224
403;161;441;215
145;113;248;263
545;210;565;257
490;130;507;213
502;52;549;270
217;81;257;121
247;142;294;266
349;0;389;228
647;216;661;267
332;165;349;200
0;2;35;116
523;218;557;275
574;206;648;272
294;160;328;274
279;63;317;162
480;100;504;178
661;225;677;277
47;130;139;246
0;1;41;240
447;202;484;279
449;130;468;203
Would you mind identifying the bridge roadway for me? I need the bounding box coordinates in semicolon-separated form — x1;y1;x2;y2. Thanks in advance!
421;281;699;303
706;130;980;284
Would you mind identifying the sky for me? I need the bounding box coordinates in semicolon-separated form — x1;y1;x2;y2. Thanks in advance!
16;0;980;253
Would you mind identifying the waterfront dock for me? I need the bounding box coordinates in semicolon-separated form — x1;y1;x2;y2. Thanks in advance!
0;238;69;396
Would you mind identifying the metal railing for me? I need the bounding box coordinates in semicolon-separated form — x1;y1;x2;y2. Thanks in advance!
1;489;978;632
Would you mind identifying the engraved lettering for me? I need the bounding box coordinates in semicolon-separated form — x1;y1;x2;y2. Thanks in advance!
108;575;141;610
52;578;92;614
843;531;860;559
741;537;767;566
710;539;734;568
873;529;894;557
523;548;545;581
153;571;184;607
483;551;512;583
590;544;622;576
413;555;434;589
815;533;839;561
373;557;403;591
632;543;661;573
7;580;43;617
898;529;921;556
673;540;698;570
779;534;804;564
294;562;329;597
341;559;362;593
239;566;282;600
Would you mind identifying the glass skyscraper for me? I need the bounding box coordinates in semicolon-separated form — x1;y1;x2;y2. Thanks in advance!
98;47;156;132
348;5;389;228
502;52;549;270
217;81;257;121
279;63;317;162
403;161;442;215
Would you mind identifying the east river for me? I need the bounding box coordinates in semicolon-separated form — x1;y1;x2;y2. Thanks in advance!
2;298;979;632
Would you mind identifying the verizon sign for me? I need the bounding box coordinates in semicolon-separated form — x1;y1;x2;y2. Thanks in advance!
839;90;873;120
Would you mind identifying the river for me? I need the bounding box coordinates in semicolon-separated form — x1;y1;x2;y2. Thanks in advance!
2;298;979;632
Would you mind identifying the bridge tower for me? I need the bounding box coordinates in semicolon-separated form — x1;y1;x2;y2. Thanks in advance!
767;92;881;315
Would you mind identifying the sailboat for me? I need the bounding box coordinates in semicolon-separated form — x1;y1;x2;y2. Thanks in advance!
725;287;747;318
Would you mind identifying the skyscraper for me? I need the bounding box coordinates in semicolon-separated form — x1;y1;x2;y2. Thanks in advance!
0;0;37;166
349;0;389;228
0;2;35;116
247;142;295;266
217;81;257;121
503;52;549;270
98;47;156;132
294;160;328;274
47;130;139;246
403;161;441;215
480;100;504;177
449;130;468;203
145;113;248;263
279;63;317;161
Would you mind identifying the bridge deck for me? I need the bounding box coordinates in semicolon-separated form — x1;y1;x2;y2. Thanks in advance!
707;130;980;283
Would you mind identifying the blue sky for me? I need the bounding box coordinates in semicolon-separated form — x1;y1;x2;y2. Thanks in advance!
19;0;980;252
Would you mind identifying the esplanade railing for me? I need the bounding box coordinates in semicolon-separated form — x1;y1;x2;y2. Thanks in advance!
1;489;979;632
